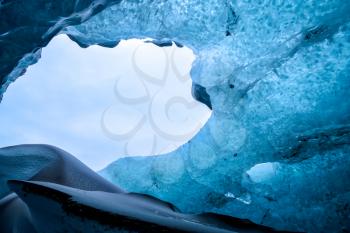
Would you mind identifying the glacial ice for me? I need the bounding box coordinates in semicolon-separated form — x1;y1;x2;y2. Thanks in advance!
1;0;350;232
0;145;281;233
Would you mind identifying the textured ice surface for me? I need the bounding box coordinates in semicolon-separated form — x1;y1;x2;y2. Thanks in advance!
0;0;122;98
92;1;350;232
1;0;350;232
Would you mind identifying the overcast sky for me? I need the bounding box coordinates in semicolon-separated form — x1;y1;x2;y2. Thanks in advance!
0;35;211;170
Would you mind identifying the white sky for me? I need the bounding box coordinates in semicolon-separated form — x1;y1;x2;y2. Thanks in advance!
0;35;211;171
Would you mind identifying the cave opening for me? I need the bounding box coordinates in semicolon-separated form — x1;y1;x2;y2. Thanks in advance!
0;34;211;170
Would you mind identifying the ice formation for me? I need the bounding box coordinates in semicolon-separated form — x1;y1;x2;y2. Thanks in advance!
1;0;350;232
0;145;281;233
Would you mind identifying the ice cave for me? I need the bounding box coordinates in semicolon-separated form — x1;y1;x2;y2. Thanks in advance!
1;0;350;233
0;34;211;170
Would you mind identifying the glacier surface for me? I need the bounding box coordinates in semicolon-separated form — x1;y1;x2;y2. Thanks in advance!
0;145;283;233
1;0;350;232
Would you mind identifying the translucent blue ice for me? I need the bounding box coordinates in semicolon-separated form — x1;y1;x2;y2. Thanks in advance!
1;1;350;232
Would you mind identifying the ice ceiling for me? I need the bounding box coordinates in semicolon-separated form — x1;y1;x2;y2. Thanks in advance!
1;0;350;232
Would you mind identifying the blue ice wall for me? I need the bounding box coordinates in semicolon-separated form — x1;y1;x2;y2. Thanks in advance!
1;1;350;232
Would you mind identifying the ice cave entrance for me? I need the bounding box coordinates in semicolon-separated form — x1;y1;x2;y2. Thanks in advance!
0;34;211;170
